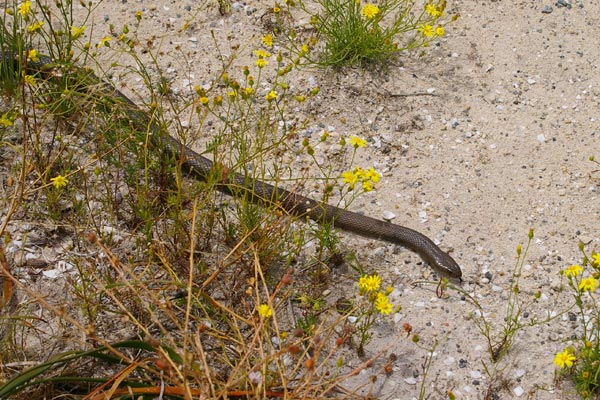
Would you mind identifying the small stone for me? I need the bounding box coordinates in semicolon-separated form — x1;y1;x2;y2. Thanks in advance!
542;5;553;13
537;134;546;143
404;377;418;385
514;386;525;397
382;211;396;221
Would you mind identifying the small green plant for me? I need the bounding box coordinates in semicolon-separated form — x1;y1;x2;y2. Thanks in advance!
282;0;457;67
553;245;600;399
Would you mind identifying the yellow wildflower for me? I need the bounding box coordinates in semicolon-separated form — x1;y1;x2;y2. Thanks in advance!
27;49;39;62
592;253;600;267
0;114;13;127
262;34;273;47
50;175;68;189
227;90;237;99
243;87;254;96
418;24;434;37
70;25;86;40
17;1;31;16
435;26;445;36
254;49;271;58
361;4;380;19
364;166;381;183
348;135;367;148
255;58;268;68
342;170;359;189
579;276;599;293
273;3;281;13
27;21;44;32
98;36;112;48
563;264;583;278
553;349;576;368
22;74;36;86
258;304;273;318
362;180;374;192
425;3;443;18
358;274;381;292
375;292;393;314
199;96;209;105
265;90;277;101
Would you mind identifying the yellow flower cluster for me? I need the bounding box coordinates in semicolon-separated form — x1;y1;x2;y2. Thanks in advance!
254;49;271;68
358;274;394;314
358;274;381;292
374;292;393;314
418;24;444;38
341;166;381;191
425;2;445;19
258;304;273;319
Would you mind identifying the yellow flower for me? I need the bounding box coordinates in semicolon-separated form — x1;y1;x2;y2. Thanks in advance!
27;49;39;62
17;1;31;16
592;253;600;267
254;49;271;58
265;90;277;101
300;43;309;55
435;26;445;36
258;304;273;318
364;166;381;183
0;114;13;127
579;276;599;293
425;3;443;18
243;87;254;96
27;21;43;32
563;264;583;278
553;349;576;368
418;24;434;37
273;4;281;13
361;4;380;19
255;58;268;68
262;34;273;47
227;90;237;99
342;170;359;189
98;36;112;48
22;74;36;86
375;292;393;314
199;96;209;105
50;175;68;189
358;274;381;292
295;95;306;102
348;135;367;148
70;25;86;40
362;180;374;192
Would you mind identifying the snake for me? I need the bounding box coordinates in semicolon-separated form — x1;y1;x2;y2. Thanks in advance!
0;50;463;280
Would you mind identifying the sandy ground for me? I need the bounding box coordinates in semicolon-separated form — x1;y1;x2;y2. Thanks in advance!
2;0;600;399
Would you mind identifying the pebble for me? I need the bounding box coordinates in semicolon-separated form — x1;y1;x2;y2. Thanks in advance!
382;211;396;221
542;5;553;13
513;386;525;397
537;134;546;143
373;246;387;257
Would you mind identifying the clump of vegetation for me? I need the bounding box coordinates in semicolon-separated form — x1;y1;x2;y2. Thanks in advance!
278;0;458;67
554;245;600;399
0;0;441;398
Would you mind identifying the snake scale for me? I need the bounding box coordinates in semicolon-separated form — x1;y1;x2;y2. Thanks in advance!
0;50;462;280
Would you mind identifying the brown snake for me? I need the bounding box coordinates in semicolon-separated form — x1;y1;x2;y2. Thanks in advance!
0;51;463;280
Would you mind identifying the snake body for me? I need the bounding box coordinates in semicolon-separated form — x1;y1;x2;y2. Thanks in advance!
1;51;462;279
